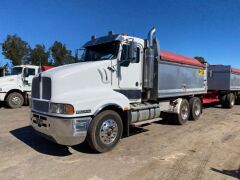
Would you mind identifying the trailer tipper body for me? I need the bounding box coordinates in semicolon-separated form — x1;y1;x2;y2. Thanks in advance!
204;65;240;108
30;28;210;152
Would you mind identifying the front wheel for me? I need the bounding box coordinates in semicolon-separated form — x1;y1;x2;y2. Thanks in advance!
6;92;24;108
87;110;123;153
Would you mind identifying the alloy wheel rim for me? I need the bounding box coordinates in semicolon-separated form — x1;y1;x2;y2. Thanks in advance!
12;96;21;105
194;103;201;116
100;119;118;144
181;105;189;120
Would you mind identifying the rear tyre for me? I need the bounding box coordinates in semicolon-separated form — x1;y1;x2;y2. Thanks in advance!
6;92;24;109
87;110;123;153
236;96;240;105
175;99;190;125
223;93;235;109
189;97;202;120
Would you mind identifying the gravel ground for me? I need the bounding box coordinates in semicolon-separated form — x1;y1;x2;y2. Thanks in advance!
0;104;240;180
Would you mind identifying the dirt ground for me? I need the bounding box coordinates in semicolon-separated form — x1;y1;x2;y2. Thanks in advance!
0;104;240;180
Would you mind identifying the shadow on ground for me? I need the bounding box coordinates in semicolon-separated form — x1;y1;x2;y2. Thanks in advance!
10;126;72;156
10;125;149;156
211;168;240;179
0;102;7;108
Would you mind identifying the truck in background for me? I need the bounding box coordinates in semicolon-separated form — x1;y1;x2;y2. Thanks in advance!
203;65;240;108
0;67;6;77
30;28;214;152
0;65;53;108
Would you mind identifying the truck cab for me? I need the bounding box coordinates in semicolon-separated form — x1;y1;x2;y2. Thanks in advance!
31;28;207;152
0;65;39;108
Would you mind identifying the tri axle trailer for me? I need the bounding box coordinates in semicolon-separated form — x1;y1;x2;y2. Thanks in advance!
30;28;240;152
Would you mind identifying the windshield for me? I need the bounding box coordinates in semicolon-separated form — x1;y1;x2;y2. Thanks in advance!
11;67;23;75
81;41;120;61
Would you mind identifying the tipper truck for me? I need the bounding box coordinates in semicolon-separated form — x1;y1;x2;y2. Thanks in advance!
0;65;53;108
203;65;240;107
31;28;209;152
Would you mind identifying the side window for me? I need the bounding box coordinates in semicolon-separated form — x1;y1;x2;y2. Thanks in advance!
120;44;140;67
25;68;36;76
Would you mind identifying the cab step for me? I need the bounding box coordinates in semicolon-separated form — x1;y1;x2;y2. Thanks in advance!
131;118;162;126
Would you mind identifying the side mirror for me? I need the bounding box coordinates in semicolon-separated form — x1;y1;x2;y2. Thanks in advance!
128;41;138;63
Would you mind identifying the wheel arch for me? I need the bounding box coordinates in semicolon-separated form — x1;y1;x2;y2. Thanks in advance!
93;104;130;137
4;89;25;101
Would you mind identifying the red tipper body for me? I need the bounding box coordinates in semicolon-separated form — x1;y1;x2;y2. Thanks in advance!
160;50;205;68
231;67;240;75
41;66;54;71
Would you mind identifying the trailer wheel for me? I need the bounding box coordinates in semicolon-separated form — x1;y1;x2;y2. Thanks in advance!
223;93;235;109
6;92;24;108
87;110;123;153
189;97;202;120
236;96;240;105
175;99;190;125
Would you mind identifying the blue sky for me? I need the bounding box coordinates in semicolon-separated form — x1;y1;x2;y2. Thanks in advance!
0;0;240;68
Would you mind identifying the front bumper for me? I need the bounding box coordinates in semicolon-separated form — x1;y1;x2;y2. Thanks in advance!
30;112;92;146
0;92;7;101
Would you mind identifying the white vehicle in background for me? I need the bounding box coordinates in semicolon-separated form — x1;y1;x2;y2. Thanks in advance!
0;65;40;108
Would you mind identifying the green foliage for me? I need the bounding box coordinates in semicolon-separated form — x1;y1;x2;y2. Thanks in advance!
194;56;207;64
65;50;74;64
30;44;49;66
1;35;77;67
2;35;31;65
50;41;68;66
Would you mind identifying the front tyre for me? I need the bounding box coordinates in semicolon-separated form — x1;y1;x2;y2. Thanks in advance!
87;110;123;153
6;92;24;108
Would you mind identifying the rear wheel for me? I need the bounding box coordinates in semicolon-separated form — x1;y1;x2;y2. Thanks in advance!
222;93;235;109
175;99;190;125
6;92;24;108
236;96;240;105
87;110;123;153
189;97;202;120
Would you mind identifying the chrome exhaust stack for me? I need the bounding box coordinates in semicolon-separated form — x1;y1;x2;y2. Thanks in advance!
147;27;156;48
144;27;156;90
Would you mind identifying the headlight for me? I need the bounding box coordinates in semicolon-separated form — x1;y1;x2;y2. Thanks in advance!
49;103;74;115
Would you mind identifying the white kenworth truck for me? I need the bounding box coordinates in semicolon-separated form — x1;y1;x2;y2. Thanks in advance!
0;65;39;108
31;28;207;152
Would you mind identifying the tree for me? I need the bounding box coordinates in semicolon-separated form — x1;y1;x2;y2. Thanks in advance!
49;41;67;66
2;35;31;65
66;50;74;64
30;44;49;66
49;41;76;66
194;56;207;64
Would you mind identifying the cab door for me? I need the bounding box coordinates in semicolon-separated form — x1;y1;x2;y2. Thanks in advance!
23;68;36;90
117;43;143;100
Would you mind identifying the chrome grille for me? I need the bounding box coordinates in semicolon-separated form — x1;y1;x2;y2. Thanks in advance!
32;100;49;113
31;76;51;100
42;77;51;100
32;77;40;99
